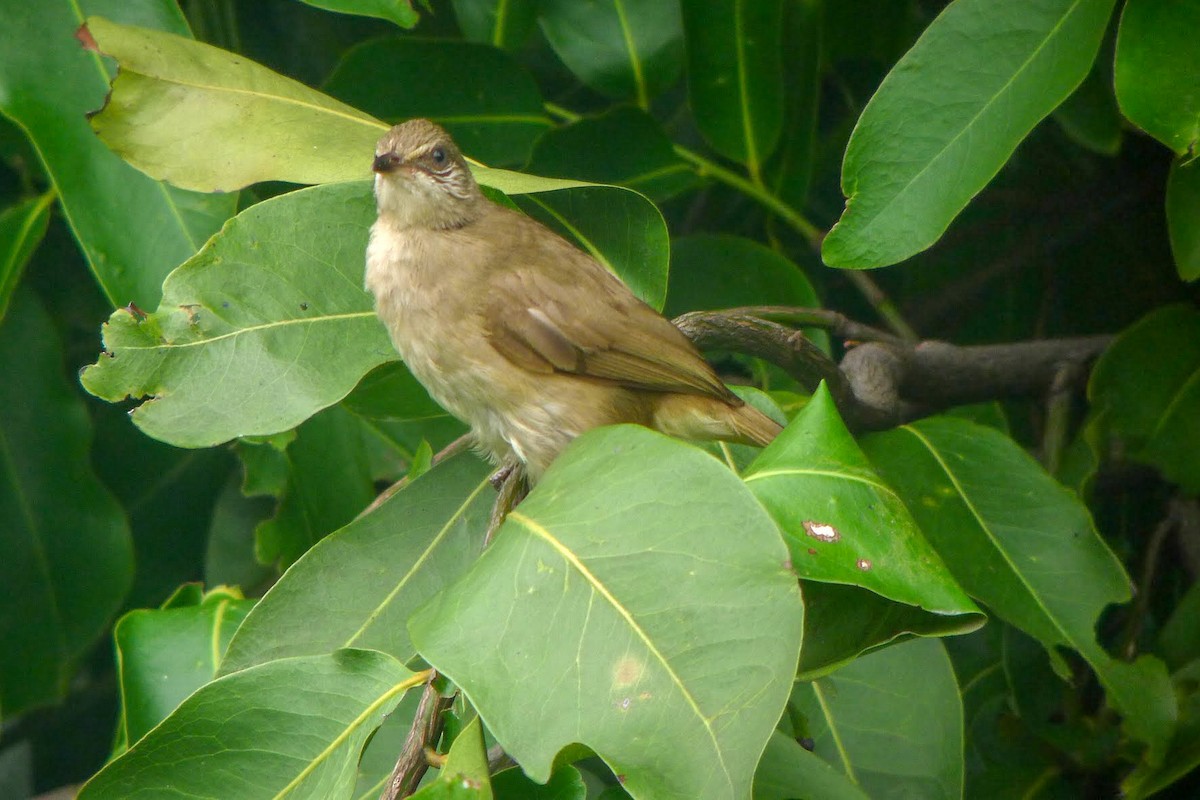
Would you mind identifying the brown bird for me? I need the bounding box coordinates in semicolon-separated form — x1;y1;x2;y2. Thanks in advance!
366;119;781;482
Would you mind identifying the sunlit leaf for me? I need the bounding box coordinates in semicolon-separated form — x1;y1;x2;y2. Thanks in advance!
0;2;235;307
299;0;419;28
822;0;1117;268
411;426;803;800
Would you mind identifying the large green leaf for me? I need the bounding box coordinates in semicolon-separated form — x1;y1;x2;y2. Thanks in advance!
822;0;1117;268
0;191;52;320
0;1;235;307
0;290;133;714
538;0;684;106
450;0;537;50
79;181;395;448
113;585;254;750
744;385;982;622
299;0;419;28
410;426;803;800
221;454;494;674
1123;659;1200;799
791;638;964;800
862;416;1177;759
1114;0;1200;156
752;732;870;800
1167;160;1200;282
525;108;695;202
680;0;784;176
323;37;550;167
1090;305;1200;492
85;14;385;191
79;649;418;799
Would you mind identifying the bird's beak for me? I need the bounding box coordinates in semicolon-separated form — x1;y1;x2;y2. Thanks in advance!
373;152;402;174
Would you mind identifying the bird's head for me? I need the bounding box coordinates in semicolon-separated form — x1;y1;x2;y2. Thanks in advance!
372;119;483;229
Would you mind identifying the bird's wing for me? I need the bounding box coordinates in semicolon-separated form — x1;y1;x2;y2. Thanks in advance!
483;250;736;401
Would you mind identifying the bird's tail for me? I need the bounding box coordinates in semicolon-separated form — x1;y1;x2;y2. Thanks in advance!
653;394;782;448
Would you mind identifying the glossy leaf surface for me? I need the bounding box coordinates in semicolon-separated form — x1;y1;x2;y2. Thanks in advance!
411;426;803;800
822;0;1116;268
1114;0;1200;155
538;0;684;105
299;0;419;28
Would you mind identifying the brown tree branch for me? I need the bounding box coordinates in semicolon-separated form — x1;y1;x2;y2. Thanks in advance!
380;673;455;800
672;307;1112;432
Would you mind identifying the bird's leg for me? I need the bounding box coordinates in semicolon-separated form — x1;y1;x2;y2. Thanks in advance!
484;463;527;548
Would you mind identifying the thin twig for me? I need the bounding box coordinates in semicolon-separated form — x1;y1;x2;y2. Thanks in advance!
484;466;528;548
360;434;472;517
843;271;920;343
1121;509;1177;660
1042;361;1083;475
380;673;455;800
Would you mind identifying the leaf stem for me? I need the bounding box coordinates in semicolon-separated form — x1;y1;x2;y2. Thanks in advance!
842;271;920;343
812;679;858;784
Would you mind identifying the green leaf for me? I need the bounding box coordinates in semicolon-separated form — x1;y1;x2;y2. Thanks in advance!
253;406;375;568
1167;160;1200;282
342;362;447;421
822;0;1117;268
1158;579;1200;672
0;290;133;714
492;765;587;800
680;0;785;175
771;0;822;210
220;454;494;674
323;37;550;167
0;191;52;320
744;385;983;623
79;181;395;448
1123;659;1200;799
204;473;275;592
410;426;803;800
79;650;419;799
752;732;870;800
512;186;669;310
1090;304;1200;492
450;0;537;51
791;638;964;800
525;108;695;202
862;416;1177;759
1114;0;1200;156
537;0;684;106
299;0;419;28
0;2;235;307
1053;55;1123;156
410;716;492;799
85;15;386;192
114;585;254;749
665;233;828;352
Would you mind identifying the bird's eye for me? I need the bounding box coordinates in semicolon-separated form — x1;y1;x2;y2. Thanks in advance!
430;146;447;165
